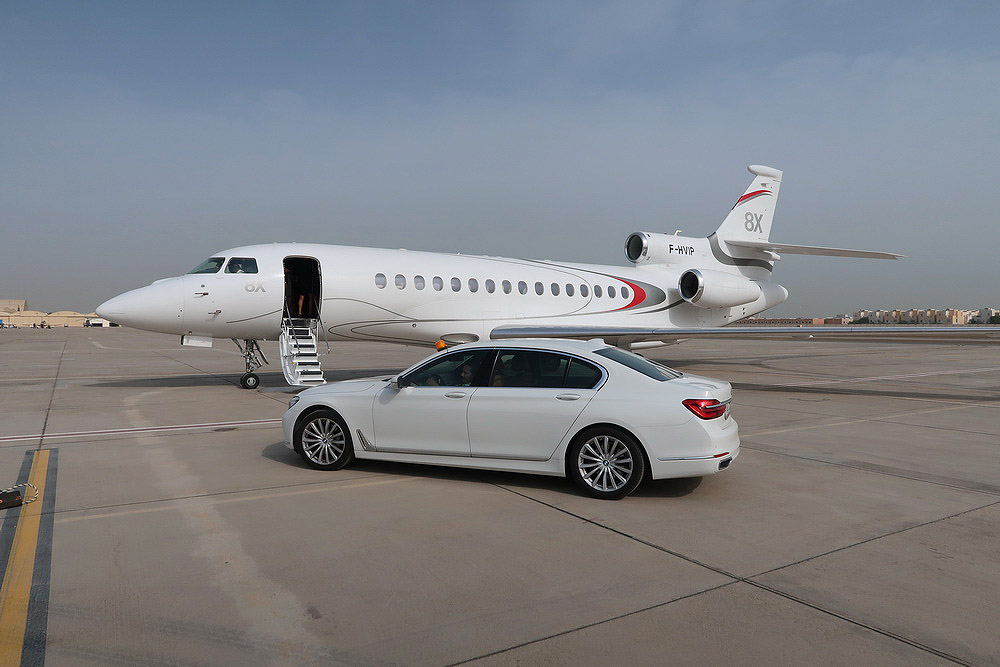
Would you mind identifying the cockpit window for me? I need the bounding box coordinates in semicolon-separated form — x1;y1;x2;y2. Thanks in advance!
189;257;225;274
225;257;258;274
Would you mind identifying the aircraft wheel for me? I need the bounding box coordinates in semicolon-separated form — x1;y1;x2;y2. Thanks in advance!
240;372;260;389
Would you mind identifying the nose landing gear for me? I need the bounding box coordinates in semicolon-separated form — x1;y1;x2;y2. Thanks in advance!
233;338;268;389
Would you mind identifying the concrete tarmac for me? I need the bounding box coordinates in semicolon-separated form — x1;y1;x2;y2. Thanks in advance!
0;327;997;665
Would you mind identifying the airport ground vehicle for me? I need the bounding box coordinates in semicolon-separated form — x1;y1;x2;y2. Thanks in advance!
283;339;738;499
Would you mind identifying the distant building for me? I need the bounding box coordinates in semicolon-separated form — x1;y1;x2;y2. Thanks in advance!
0;307;98;328
0;299;28;312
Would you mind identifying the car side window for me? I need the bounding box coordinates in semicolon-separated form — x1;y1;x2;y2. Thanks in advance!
402;349;497;388
490;350;570;388
564;358;603;389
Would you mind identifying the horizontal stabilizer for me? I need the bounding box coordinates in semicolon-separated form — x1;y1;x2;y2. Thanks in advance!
726;240;903;260
491;325;999;345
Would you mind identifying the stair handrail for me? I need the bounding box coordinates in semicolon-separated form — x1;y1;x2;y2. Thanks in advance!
314;308;332;354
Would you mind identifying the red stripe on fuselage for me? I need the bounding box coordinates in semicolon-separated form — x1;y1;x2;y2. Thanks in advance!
735;190;772;205
614;280;647;311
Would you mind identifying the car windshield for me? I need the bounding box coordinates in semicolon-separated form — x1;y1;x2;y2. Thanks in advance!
594;347;682;382
188;257;225;274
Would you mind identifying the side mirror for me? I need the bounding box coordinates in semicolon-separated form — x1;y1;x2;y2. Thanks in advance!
390;376;402;390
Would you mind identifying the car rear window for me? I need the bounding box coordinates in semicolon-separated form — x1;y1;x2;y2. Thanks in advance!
594;347;682;381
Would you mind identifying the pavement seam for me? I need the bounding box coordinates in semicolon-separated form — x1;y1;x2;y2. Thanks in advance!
749;498;1000;580
484;484;989;666
447;580;740;666
36;338;68;450
741;580;972;666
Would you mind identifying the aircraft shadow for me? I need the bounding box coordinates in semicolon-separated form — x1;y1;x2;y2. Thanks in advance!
90;368;403;389
261;442;702;499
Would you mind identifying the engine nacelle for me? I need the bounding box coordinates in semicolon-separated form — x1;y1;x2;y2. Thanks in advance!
624;232;695;265
678;269;762;309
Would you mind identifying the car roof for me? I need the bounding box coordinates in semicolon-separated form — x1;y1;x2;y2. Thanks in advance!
456;338;608;355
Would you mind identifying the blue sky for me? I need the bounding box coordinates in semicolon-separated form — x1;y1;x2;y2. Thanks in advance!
2;1;998;314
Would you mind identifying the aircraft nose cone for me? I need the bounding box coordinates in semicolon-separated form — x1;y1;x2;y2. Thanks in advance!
96;277;184;333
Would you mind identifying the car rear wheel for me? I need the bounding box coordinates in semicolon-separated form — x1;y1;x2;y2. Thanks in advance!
295;409;354;471
568;427;645;500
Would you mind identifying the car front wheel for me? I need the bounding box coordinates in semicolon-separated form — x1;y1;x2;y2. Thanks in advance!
568;427;645;500
295;409;355;471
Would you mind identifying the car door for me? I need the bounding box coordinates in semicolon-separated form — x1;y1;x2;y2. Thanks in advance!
372;349;496;455
468;351;602;460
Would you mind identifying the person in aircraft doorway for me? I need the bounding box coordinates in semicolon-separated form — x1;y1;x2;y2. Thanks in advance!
284;265;308;318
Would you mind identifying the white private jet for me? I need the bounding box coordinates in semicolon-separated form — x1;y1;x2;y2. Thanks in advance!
97;165;998;388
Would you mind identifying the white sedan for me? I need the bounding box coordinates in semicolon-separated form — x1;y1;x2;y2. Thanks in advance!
282;339;738;499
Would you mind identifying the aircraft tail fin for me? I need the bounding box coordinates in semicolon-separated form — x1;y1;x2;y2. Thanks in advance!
715;165;782;243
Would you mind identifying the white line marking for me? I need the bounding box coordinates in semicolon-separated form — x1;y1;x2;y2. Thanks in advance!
0;418;281;443
55;478;406;523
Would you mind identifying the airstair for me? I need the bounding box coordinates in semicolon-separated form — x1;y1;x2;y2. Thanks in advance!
279;317;327;387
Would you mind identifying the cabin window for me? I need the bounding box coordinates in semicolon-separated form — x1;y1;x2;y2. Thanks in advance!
551;283;560;296
469;278;479;293
502;280;512;294
433;276;444;291
518;281;528;295
451;277;461;292
621;286;630;300
189;257;225;274
580;284;589;297
395;274;406;289
226;257;258;274
594;285;603;298
565;283;574;297
485;279;496;293
414;275;425;290
534;282;544;296
608;286;617;298
375;273;387;288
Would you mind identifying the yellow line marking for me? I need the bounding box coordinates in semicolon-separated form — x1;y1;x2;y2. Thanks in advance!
0;450;49;666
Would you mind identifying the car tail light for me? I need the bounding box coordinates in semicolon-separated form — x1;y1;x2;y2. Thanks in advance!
683;398;728;420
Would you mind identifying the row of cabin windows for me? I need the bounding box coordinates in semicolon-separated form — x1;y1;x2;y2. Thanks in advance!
374;273;630;300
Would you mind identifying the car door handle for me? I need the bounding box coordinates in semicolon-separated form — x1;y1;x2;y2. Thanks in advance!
444;391;467;399
556;393;581;401
208;309;222;315
194;292;209;296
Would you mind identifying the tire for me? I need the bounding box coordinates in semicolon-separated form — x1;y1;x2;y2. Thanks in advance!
567;427;645;500
240;372;260;389
294;409;355;471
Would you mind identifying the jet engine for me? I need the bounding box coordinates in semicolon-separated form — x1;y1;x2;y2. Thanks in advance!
624;232;696;265
678;269;762;309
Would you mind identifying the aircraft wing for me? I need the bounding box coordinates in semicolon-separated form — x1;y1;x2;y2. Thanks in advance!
490;325;1000;346
725;240;904;260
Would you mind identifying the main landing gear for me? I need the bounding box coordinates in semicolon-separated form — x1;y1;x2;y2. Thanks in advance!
233;338;268;389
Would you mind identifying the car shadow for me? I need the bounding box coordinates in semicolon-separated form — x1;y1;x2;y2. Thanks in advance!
262;442;704;499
